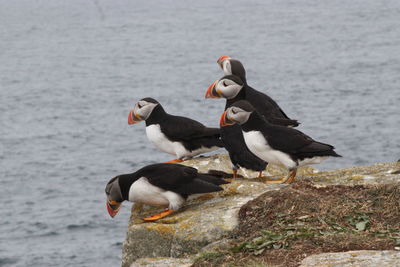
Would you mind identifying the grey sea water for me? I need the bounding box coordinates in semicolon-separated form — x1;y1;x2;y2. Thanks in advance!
1;0;399;266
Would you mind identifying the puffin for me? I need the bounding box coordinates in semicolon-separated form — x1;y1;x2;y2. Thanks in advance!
207;56;299;127
105;163;228;221
219;100;341;184
128;97;224;163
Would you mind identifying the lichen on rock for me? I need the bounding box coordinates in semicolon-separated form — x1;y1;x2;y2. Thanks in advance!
130;257;193;267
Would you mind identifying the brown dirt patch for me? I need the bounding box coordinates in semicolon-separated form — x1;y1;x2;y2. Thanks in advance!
193;181;400;267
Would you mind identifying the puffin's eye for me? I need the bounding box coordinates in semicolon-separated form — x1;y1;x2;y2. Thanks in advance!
231;109;237;114
222;81;228;86
137;103;142;108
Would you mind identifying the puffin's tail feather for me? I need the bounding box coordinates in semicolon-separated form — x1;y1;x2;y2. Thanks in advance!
197;173;230;185
175;179;224;195
270;118;300;127
207;170;232;177
296;141;342;158
206;170;243;179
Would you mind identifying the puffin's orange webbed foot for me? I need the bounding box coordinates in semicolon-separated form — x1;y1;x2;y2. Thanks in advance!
143;209;174;221
261;170;297;184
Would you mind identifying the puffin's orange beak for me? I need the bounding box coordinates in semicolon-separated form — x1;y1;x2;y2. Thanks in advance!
205;80;221;99
220;110;235;127
107;200;121;218
217;56;231;67
128;110;142;125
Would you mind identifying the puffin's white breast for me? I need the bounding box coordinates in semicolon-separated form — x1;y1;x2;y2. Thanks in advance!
128;177;185;210
145;124;188;158
242;130;297;169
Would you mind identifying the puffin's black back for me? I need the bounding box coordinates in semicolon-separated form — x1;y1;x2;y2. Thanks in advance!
226;84;299;127
117;163;227;200
241;111;341;162
145;103;224;150
245;86;299;126
225;59;299;127
142;163;227;195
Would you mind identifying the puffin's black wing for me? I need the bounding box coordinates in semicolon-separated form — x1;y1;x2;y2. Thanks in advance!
143;163;225;195
134;163;191;189
260;125;341;157
161;115;221;142
173;178;224;195
246;87;299;127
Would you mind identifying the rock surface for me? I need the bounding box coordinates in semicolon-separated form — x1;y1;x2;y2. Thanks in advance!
308;162;400;185
300;250;400;267
130;257;193;267
121;154;314;267
121;154;400;267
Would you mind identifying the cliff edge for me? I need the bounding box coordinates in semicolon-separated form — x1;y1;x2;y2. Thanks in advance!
122;154;400;267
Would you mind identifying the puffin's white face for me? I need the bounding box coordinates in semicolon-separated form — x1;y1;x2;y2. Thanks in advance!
217;56;232;75
221;59;232;75
135;100;158;120
220;106;252;126
227;106;251;125
128;100;158;124
214;77;243;99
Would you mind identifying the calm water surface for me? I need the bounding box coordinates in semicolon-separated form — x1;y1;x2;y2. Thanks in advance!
1;0;399;266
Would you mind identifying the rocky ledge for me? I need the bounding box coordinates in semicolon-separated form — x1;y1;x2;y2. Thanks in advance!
122;154;400;267
299;250;400;267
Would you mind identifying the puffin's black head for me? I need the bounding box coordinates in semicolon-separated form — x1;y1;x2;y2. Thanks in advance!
216;56;246;81
220;100;255;127
205;75;244;100
128;97;160;125
140;97;159;104
105;176;124;218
